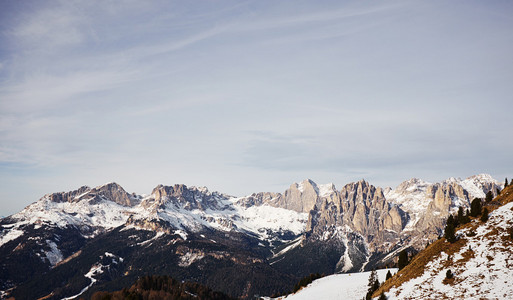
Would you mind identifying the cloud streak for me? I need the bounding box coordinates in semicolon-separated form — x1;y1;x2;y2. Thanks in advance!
0;0;512;215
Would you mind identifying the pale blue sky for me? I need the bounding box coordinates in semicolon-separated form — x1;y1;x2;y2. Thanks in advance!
1;1;512;215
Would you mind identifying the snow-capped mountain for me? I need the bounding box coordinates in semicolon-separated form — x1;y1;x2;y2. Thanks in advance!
0;174;503;299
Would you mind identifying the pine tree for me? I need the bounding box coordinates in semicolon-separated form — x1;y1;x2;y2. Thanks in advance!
446;269;453;279
444;216;456;243
485;191;493;202
367;269;378;293
481;207;489;222
366;270;380;300
506;178;509;187
398;250;408;270
457;206;464;224
447;215;455;227
386;270;392;281
470;198;482;217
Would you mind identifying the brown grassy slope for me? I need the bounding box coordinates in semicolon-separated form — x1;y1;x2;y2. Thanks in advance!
373;183;513;298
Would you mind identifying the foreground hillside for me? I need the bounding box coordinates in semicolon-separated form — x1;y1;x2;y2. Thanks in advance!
375;183;513;299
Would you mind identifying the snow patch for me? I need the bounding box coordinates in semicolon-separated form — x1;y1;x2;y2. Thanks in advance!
174;230;187;240
178;251;204;267
61;264;104;300
272;236;302;258
138;231;165;246
336;236;353;272
0;227;24;247
318;183;336;198
44;240;63;266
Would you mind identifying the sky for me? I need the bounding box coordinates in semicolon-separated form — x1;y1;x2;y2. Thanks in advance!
1;0;512;216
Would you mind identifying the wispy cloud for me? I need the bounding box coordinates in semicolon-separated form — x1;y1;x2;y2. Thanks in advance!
0;0;512;215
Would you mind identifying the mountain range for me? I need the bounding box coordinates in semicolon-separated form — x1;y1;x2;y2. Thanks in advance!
0;174;503;299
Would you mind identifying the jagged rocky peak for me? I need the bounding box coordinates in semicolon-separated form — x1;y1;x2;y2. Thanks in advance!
275;179;320;213
47;186;91;203
461;173;503;197
92;182;139;206
146;184;229;211
305;178;407;255
394;178;431;193
235;191;281;208
46;182;138;207
237;179;337;211
340;179;386;205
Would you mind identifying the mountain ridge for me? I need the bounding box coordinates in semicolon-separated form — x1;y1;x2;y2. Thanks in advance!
0;174;504;299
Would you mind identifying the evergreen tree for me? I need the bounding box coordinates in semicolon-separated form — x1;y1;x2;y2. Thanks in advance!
378;291;388;300
386;270;392;281
366;270;380;300
446;269;453;279
444;218;456;243
506;178;509;187
457;206;464;224
481;207;489;222
367;270;378;293
398;250;408;270
470;198;482;217
485;191;493;202
447;215;455;227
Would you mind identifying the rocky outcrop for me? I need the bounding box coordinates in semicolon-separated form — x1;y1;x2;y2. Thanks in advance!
267;179;320;213
386;174;503;248
142;184;231;211
48;186;91;203
306;180;407;253
47;182;139;207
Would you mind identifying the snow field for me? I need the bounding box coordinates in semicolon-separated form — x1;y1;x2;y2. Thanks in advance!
280;269;397;300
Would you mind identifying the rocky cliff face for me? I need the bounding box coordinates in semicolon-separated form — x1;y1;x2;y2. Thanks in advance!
47;182;139;207
386;174;503;247
305;180;407;254
142;184;230;211
256;174;502;269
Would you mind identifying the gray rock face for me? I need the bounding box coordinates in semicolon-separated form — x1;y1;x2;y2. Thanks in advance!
306;180;407;253
143;184;230;211
387;174;503;248
256;174;502;270
47;183;139;207
266;179;319;213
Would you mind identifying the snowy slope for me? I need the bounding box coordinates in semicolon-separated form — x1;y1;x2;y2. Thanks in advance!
0;185;308;248
279;269;397;300
386;200;513;299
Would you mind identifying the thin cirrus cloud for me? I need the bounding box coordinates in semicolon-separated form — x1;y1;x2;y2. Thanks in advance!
0;0;512;216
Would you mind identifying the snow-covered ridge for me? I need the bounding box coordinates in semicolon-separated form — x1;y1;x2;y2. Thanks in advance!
387;173;502;213
0;175;502;249
1;182;309;246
